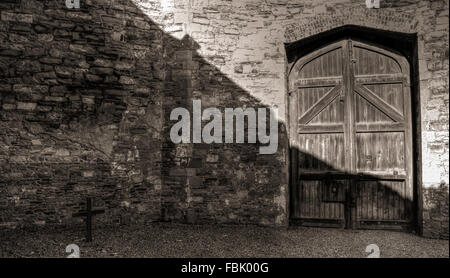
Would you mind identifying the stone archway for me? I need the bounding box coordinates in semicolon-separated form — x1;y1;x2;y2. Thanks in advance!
283;7;419;43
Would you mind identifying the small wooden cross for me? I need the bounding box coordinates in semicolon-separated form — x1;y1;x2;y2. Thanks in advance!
72;197;105;242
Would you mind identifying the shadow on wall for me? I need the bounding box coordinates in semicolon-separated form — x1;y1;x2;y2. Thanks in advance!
0;0;286;228
0;0;427;233
159;30;289;225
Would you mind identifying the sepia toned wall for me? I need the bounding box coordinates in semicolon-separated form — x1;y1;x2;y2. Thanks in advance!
0;0;448;238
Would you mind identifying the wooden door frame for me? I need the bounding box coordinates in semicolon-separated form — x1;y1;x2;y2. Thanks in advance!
284;25;422;234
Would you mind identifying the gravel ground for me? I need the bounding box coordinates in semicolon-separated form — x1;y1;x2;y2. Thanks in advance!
0;223;448;258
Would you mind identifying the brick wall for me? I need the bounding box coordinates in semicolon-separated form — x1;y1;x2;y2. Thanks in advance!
0;0;448;238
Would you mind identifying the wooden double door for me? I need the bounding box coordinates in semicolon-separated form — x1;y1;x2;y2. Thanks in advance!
289;39;414;230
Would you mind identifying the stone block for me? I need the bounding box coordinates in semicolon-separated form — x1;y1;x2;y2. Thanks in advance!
16;102;36;111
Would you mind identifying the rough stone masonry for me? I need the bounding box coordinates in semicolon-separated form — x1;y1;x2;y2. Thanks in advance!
0;0;448;239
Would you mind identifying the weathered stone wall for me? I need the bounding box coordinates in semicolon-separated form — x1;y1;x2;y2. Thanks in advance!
0;0;448;238
0;0;288;228
140;0;448;237
0;0;165;227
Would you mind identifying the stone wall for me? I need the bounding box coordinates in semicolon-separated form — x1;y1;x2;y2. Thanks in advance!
139;0;448;237
0;0;448;238
0;0;288;228
0;0;165;227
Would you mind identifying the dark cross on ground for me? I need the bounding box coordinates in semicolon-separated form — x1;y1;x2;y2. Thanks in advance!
72;197;105;242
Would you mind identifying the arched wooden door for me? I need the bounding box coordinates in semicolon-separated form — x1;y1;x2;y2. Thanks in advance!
288;39;414;230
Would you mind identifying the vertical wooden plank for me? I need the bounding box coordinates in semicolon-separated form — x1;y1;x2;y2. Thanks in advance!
343;39;355;228
291;147;298;218
387;182;392;220
289;60;299;218
307;181;312;218
392;182;398;220
367;181;371;220
327;201;332;219
308;182;313;218
390;183;395;220
318;181;322;219
384;182;390;220
324;49;330;76
312;181;317;218
300;181;305;218
359;182;364;220
362;182;367;220
317;181;322;219
378;181;383;220
303;182;308;218
313;181;317;218
396;182;401;220
401;183;408;219
403;81;414;222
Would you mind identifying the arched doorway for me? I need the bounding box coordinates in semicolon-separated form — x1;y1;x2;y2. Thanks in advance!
288;38;414;230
